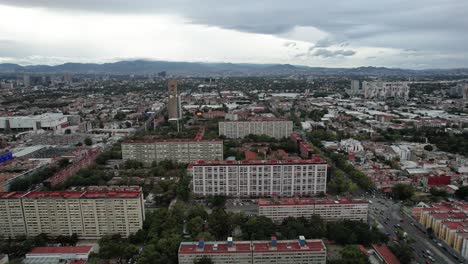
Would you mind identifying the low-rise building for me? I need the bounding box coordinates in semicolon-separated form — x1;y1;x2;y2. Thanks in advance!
189;157;327;197
258;197;368;222
0;113;68;131
24;246;93;264
178;236;327;264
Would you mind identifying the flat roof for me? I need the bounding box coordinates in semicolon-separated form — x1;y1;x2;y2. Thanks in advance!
179;239;325;254
372;244;400;264
179;241;251;254
252;239;325;253
188;157;326;168
259;197;368;207
28;246;93;255
220;118;290;123
123;139;222;143
0;187;142;199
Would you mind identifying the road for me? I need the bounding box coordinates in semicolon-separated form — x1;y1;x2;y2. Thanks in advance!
369;197;465;264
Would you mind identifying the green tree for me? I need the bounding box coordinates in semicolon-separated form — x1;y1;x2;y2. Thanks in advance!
209;209;232;239
208;195;227;209
58;158;70;168
84;137;93;146
455;186;468;200
241;216;275;240
424;144;433;151
390;243;413;264
340;245;370;264
187;216;205;238
114;111;127;121
391;184;415;201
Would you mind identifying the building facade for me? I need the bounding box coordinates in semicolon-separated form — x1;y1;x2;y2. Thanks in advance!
122;139;223;164
418;202;468;261
0;187;145;239
258;197;369;223
0;113;68;131
178;236;327;264
219;119;293;139
189;158;327;197
363;81;410;100
168;80;182;119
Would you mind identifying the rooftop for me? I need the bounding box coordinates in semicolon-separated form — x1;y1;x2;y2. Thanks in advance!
0;186;142;199
28;246;93;255
123;138;222;143
372;244;400;264
179;238;325;254
188;157;326;168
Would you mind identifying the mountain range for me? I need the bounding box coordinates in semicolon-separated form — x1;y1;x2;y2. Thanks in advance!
0;60;467;76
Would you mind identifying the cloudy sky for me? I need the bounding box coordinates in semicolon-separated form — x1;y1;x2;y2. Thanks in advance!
0;0;467;69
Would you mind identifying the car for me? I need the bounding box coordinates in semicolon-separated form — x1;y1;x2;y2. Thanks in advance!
400;219;404;222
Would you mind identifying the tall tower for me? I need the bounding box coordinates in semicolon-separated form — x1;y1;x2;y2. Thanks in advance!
168;80;180;119
23;74;30;87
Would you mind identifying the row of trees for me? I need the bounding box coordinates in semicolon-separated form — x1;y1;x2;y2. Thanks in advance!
126;202;388;264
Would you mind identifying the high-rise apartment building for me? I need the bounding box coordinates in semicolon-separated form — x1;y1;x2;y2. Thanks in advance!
178;236;327;264
168;80;181;119
0;186;145;239
258;197;369;223
346;80;363;96
363;81;410;100
189;157;327;197
122;139;223;164
218;118;293;139
23;74;30;87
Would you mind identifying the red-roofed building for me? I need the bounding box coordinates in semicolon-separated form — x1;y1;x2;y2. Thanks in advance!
417;201;468;259
371;244;400;264
26;246;92;260
245;151;258;160
0;187;144;239
178;236;326;264
190;158;327;197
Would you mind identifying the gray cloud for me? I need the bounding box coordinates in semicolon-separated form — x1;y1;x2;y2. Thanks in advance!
312;49;356;58
314;38;334;48
0;0;467;67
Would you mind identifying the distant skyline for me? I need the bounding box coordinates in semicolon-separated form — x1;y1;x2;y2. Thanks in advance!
0;1;467;69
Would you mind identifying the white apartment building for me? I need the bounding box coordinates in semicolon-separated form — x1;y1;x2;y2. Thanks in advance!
0;113;68;131
363;81;410;100
391;144;411;161
258;197;369;223
339;139;364;153
0;186;145;239
218;119;293;139
189;158;327;197
122;139;223;164
178;236;327;264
